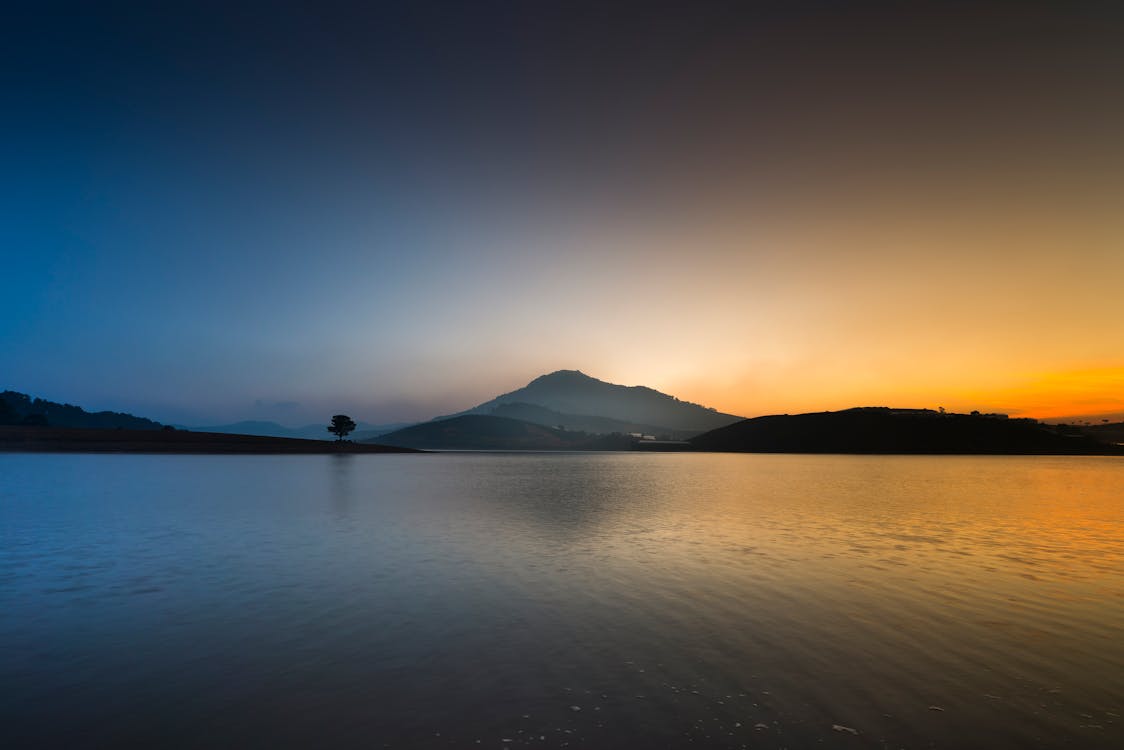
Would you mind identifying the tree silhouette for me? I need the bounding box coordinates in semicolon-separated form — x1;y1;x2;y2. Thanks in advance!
0;397;16;425
328;414;357;442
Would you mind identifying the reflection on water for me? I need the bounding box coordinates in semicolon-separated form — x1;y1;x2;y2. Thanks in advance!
328;453;356;527
1;453;1122;748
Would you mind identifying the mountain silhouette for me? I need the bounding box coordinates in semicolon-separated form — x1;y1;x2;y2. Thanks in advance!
439;370;742;434
690;407;1123;455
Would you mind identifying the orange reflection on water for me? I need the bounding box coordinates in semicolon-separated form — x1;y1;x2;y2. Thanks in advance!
577;454;1124;604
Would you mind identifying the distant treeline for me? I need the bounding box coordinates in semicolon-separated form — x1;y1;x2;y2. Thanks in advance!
0;391;164;430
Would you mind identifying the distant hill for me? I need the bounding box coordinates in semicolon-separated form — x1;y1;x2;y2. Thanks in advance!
440;370;742;435
374;414;635;451
690;407;1123;455
0;391;164;430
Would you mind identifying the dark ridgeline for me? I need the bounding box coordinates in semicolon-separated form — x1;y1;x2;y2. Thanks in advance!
0;390;164;430
0;426;419;453
376;414;634;451
437;370;743;436
690;407;1123;455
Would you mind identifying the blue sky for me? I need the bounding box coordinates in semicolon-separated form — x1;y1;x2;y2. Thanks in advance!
4;1;1124;425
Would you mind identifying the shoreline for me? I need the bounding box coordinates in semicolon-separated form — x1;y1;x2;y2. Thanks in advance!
3;427;1118;457
0;426;421;454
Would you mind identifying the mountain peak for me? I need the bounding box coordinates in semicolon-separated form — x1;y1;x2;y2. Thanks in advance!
530;369;597;385
446;370;743;434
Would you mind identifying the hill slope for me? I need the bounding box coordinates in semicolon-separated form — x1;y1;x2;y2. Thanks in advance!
486;402;679;437
375;414;634;451
690;408;1122;455
443;370;742;434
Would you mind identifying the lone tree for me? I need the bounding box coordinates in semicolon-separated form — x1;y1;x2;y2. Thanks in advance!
327;414;357;442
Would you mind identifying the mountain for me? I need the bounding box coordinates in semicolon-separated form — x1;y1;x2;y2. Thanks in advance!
486;402;681;437
0;390;164;430
374;414;635;451
440;370;742;435
690;407;1123;455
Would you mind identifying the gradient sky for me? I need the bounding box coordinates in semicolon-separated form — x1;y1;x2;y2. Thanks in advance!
3;1;1123;425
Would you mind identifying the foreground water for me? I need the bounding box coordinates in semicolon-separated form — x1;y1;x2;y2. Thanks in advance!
1;453;1121;749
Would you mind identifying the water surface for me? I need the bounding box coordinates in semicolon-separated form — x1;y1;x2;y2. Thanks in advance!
2;453;1121;748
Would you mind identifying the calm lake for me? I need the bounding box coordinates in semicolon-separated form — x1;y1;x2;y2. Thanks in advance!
2;453;1122;748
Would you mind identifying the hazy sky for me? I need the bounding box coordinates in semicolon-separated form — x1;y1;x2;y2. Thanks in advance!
3;1;1123;425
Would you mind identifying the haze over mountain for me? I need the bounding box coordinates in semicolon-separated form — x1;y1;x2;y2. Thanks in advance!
439;370;743;435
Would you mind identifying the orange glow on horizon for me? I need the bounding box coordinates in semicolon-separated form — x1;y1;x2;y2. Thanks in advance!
668;365;1124;423
963;366;1124;420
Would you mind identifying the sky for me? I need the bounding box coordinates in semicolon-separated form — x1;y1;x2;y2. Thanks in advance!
3;1;1123;426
